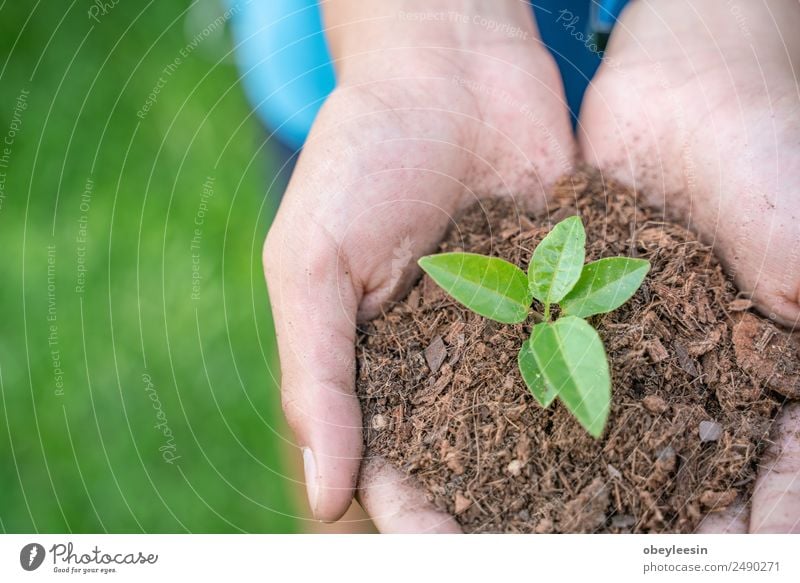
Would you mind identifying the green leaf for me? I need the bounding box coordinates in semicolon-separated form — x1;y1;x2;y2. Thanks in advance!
561;257;650;318
528;216;586;305
518;340;558;407
418;253;532;324
528;316;610;438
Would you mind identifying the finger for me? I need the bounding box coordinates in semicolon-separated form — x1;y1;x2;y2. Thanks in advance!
750;403;800;533
695;502;748;534
264;218;363;523
357;457;462;534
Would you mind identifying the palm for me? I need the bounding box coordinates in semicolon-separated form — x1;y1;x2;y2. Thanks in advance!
580;33;800;325
579;0;800;532
265;44;575;530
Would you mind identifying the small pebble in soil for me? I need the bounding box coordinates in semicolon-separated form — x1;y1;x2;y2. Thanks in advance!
371;414;388;431
611;514;636;529
506;459;524;477
657;447;676;467
699;420;723;442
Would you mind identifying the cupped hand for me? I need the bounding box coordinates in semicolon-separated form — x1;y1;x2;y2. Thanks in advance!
579;0;800;532
263;7;575;531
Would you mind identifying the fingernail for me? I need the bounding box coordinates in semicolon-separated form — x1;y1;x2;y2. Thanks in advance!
302;447;319;517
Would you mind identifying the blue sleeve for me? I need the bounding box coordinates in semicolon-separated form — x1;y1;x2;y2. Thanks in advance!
228;0;335;150
228;0;629;147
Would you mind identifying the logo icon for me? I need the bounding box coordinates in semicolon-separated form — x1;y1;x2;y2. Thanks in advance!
20;543;46;571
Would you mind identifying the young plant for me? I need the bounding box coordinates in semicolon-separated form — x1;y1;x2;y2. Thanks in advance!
418;216;650;438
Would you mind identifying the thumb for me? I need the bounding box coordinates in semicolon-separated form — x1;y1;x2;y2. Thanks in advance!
264;222;363;522
358;458;462;533
750;403;800;533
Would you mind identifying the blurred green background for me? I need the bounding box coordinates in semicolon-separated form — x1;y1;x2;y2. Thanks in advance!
0;1;303;532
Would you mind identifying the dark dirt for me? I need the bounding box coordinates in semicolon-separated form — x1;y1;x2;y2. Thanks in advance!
355;169;799;533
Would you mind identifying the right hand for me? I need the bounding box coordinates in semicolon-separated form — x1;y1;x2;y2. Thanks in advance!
579;0;800;533
263;1;575;531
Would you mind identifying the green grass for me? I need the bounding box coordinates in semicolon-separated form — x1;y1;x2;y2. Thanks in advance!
0;1;298;532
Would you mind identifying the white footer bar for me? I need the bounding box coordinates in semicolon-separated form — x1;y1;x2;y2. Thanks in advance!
0;534;796;582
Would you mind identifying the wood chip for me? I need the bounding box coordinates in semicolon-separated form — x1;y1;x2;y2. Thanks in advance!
728;298;753;312
642;395;668;414
424;335;447;373
646;339;669;363
700;490;737;510
454;491;472;514
687;324;724;356
674;342;699;377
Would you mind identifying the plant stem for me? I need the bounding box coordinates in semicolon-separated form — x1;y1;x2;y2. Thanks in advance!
543;302;551;322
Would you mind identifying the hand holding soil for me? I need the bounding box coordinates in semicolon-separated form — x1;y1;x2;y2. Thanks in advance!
264;0;800;532
263;0;574;529
578;0;800;532
357;171;800;533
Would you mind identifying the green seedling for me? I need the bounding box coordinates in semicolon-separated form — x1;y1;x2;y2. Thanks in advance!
418;216;650;438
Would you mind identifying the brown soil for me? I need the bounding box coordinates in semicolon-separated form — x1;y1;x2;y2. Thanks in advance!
355;169;800;533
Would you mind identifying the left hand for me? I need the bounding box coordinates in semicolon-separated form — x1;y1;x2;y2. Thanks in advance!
265;0;577;532
579;0;800;532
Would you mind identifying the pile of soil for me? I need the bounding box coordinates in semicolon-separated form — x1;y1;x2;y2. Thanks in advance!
355;169;800;533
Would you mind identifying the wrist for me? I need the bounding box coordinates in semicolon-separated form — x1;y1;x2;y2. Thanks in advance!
323;0;541;82
625;0;800;54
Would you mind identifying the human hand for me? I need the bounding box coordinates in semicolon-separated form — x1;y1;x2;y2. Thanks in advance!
578;0;800;532
263;0;575;530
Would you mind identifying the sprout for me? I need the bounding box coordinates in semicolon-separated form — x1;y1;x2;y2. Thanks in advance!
418;216;650;437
